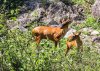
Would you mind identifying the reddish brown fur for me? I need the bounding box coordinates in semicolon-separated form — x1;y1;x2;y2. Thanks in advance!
65;32;83;56
32;18;72;47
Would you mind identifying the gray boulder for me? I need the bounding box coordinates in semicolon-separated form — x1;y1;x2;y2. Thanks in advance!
91;0;100;21
64;29;76;38
6;0;85;31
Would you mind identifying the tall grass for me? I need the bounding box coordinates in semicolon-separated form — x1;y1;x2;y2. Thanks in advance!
0;0;100;71
0;28;100;71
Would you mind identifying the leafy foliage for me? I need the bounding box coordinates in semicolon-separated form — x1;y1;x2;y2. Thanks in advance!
0;0;25;18
0;0;100;71
0;14;7;37
0;28;100;71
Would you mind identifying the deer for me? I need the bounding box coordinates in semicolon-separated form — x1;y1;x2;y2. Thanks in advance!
65;32;83;56
32;16;72;47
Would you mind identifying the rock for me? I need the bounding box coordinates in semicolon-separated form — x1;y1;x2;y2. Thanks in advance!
81;34;88;39
46;19;59;26
92;37;100;43
82;28;99;36
6;0;85;30
82;27;93;33
42;18;53;24
45;1;85;22
91;30;99;35
92;0;100;18
48;0;60;3
18;26;28;32
64;29;76;38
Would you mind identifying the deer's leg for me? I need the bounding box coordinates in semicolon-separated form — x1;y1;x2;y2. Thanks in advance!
77;43;83;53
35;36;41;48
65;44;71;56
55;41;58;47
58;41;60;48
35;36;41;56
65;45;71;56
80;46;83;52
54;37;58;47
55;40;60;48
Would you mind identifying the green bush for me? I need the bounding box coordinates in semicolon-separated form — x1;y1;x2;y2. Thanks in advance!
0;14;7;37
0;0;100;71
0;29;100;71
82;15;99;30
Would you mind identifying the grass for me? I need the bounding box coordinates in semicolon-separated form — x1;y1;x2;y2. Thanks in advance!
0;27;100;71
71;15;100;31
0;0;100;70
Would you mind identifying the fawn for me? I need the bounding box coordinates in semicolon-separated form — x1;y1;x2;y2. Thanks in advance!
65;32;83;56
32;17;72;47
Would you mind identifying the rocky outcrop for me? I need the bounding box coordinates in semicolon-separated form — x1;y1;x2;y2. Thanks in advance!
64;28;76;38
91;0;100;19
6;0;85;30
92;37;100;43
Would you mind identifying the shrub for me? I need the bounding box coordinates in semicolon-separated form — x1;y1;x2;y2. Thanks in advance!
0;29;100;71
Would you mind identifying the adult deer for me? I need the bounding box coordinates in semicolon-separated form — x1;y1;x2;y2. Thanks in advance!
32;16;72;47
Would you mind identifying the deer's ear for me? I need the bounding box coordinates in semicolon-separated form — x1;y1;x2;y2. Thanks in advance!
60;19;62;23
78;31;81;35
73;32;76;35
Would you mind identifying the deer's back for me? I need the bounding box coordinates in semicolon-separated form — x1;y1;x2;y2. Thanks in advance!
32;26;63;41
66;36;82;48
66;40;77;48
